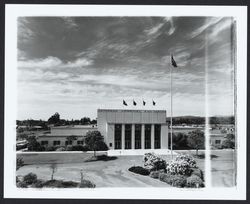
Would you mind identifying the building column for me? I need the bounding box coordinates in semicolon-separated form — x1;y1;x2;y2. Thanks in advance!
151;124;155;149
121;124;125;149
141;124;145;149
131;124;135;149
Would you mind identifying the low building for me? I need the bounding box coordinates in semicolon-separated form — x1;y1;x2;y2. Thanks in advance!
37;125;97;147
37;109;169;151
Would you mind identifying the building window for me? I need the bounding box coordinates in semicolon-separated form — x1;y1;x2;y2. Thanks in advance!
41;141;48;146
215;140;221;144
65;141;73;146
125;124;132;149
109;143;112;147
145;124;151;149
77;141;83;145
53;141;61;146
114;124;122;149
154;124;161;149
135;124;141;149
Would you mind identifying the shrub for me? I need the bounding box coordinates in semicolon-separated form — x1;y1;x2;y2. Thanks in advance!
191;168;204;181
159;173;187;188
143;153;167;171
174;154;197;168
72;145;89;151
166;160;192;176
45;146;56;151
56;146;66;151
66;145;73;151
79;179;96;188
23;173;37;185
31;179;44;188
149;171;160;179
42;180;79;188
128;166;150;176
16;180;28;188
82;145;90;151
186;175;204;188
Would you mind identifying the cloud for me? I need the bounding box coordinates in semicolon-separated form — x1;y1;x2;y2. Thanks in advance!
189;17;223;39
18;56;93;69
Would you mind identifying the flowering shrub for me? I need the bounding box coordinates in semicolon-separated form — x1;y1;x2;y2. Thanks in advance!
159;173;187;188
166;160;192;176
186;175;204;188
191;168;204;180
174;154;197;168
143;153;167;171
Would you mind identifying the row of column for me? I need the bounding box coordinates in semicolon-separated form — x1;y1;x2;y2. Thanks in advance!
120;124;155;149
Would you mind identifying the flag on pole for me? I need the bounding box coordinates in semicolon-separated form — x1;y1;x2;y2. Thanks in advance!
133;100;137;106
153;100;156;106
143;100;146;106
123;100;128;106
171;54;178;68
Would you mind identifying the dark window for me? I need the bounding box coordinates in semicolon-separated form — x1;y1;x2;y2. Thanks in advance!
145;124;151;149
114;124;122;149
215;140;221;144
135;124;141;149
125;124;132;149
154;124;161;149
65;140;73;145
109;143;112;147
77;141;83;145
53;141;61;146
41;141;48;145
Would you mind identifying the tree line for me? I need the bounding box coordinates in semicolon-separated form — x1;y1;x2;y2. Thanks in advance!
17;112;97;129
166;116;235;125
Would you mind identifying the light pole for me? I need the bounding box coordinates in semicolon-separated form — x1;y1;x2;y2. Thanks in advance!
170;59;173;158
170;54;177;158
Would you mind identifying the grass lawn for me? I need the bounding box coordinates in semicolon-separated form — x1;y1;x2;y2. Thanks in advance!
16;149;236;187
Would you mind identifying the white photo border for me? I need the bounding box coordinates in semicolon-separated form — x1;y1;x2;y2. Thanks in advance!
4;4;247;200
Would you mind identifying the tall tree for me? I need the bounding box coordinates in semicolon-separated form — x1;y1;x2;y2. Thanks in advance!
48;112;60;125
187;129;205;156
84;131;104;157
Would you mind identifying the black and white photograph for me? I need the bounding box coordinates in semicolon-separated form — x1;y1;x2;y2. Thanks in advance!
4;4;247;200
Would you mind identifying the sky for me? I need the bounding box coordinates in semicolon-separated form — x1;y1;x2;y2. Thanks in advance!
17;17;235;120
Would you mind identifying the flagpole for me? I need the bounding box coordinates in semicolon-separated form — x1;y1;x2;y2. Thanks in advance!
170;60;173;159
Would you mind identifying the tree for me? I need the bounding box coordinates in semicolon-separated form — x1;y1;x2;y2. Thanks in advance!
84;131;104;157
187;130;205;156
66;135;78;146
27;136;43;151
222;133;235;149
48;112;60;125
50;163;57;180
80;117;91;125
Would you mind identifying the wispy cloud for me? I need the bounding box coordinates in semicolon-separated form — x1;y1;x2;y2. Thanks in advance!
17;17;234;119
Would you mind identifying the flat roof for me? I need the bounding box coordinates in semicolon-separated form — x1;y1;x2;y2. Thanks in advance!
52;125;97;129
98;109;166;113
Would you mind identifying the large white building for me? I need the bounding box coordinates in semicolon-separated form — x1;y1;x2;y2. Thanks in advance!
97;109;169;150
37;109;169;151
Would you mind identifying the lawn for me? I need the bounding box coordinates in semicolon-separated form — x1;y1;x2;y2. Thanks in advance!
16;149;236;187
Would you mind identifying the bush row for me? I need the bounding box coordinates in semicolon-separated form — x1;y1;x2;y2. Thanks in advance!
16;173;96;188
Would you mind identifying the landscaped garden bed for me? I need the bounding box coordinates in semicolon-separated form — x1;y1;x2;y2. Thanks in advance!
128;152;204;188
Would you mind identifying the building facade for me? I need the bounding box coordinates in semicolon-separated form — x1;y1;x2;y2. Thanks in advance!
37;125;97;147
97;109;169;150
37;109;169;150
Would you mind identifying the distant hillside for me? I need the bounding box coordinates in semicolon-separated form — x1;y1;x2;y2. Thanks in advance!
166;116;235;125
